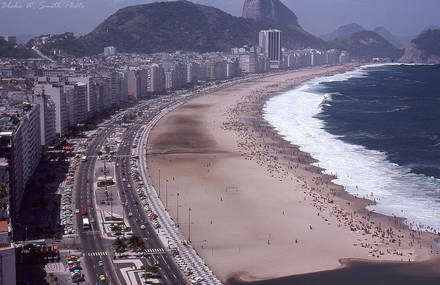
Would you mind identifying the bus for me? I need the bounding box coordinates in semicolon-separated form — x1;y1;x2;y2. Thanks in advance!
82;218;90;230
97;176;115;187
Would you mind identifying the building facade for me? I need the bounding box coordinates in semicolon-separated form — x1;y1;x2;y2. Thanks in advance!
34;83;69;138
259;29;281;69
147;64;165;94
0;101;41;223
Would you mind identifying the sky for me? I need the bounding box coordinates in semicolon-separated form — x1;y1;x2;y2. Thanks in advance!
1;0;439;40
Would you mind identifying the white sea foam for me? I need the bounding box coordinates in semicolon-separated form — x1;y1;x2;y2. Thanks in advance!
263;65;440;233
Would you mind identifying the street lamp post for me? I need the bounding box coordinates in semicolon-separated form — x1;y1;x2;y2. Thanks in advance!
188;207;192;243
166;179;168;209
176;192;179;228
158;169;161;198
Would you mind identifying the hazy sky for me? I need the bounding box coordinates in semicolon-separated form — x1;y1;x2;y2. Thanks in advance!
0;0;439;38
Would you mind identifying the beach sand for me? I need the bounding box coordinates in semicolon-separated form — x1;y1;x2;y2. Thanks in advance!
146;65;440;282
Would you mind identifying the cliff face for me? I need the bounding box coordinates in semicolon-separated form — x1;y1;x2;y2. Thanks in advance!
400;43;425;63
400;30;440;64
242;0;299;27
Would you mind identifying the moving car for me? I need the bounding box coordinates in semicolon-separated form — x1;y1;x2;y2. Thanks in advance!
98;260;104;267
99;274;106;281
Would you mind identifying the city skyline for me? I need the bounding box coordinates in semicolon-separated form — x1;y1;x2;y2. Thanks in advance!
1;0;440;40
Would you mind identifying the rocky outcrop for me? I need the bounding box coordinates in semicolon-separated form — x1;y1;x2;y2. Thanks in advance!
400;43;440;64
400;43;424;62
242;0;299;27
400;30;440;64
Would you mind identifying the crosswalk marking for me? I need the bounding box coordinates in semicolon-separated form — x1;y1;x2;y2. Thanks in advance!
86;251;108;257
144;248;166;254
86;249;166;257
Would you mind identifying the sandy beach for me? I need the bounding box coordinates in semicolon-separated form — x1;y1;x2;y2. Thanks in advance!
146;65;440;282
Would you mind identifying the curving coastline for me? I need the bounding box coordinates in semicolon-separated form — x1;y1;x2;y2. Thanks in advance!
146;65;440;283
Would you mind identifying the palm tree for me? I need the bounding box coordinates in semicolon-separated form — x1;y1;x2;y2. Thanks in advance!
127;235;144;251
0;184;7;199
113;238;127;253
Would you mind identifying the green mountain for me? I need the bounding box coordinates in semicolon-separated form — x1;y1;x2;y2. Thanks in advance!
321;23;366;41
373;26;403;48
0;38;35;58
38;0;326;56
400;29;440;64
330;31;403;60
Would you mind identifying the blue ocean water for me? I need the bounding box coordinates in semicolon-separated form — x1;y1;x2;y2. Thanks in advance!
264;64;440;232
319;64;440;179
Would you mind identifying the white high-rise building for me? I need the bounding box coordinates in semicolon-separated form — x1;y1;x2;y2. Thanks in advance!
20;103;42;185
64;82;87;126
165;69;178;90
0;102;41;220
259;29;281;69
110;72;122;107
186;62;199;84
126;70;141;100
69;76;97;119
120;72;129;103
8;92;56;148
239;53;257;73
34;84;69;138
147;64;165;94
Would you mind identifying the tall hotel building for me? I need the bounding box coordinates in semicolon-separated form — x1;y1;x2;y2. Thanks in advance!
259;29;281;69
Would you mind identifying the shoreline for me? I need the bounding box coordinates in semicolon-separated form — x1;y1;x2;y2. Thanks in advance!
146;64;440;283
228;64;440;282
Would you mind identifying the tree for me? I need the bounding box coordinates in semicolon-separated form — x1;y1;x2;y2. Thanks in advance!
127;235;144;251
110;224;122;232
0;184;7;199
113;238;127;253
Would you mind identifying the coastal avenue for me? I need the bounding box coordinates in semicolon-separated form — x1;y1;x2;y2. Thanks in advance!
74;97;191;285
113;101;189;285
73;71;284;284
75;126;120;284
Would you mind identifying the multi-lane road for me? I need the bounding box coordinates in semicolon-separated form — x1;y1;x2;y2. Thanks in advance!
74;98;191;285
75;126;121;284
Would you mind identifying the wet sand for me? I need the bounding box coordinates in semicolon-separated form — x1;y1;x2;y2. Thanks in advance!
227;257;440;285
146;65;440;282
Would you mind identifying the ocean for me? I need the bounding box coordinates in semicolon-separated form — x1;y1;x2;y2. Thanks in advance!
263;64;440;233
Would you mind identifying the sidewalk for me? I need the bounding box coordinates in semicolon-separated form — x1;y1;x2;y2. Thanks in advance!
137;104;223;285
